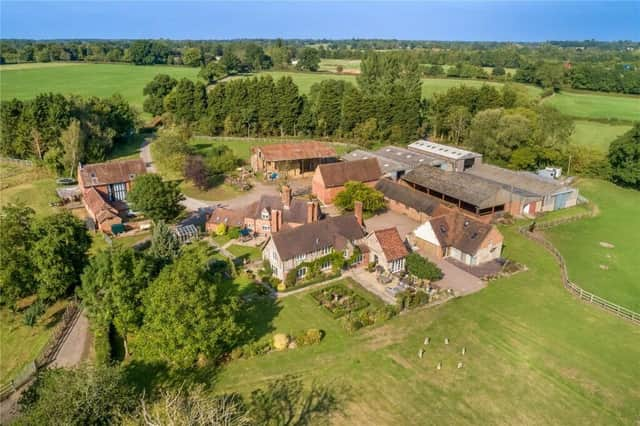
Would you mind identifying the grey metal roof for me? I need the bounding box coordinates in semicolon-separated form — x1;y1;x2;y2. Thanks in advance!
403;165;508;209
465;164;572;199
342;149;407;175
373;146;441;169
375;179;444;216
408;139;481;160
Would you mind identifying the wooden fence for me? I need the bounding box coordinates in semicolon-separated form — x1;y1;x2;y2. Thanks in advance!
0;157;34;167
519;222;639;326
0;301;81;401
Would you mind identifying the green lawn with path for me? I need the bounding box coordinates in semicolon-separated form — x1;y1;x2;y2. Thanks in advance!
227;244;262;262
570;120;632;152
545;179;640;312
211;222;640;425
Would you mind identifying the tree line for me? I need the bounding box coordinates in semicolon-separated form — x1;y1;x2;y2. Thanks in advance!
146;51;423;145
0;93;136;176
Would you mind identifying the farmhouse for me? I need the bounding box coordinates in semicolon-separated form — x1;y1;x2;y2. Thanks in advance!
263;211;367;280
364;227;410;273
312;158;381;204
413;212;503;266
250;141;337;178
206;185;321;236
77;159;146;233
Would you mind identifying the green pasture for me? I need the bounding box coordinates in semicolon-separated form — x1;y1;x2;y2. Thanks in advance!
545;90;640;122
569;120;632;151
0;63;199;111
212;222;640;424
545;179;640;312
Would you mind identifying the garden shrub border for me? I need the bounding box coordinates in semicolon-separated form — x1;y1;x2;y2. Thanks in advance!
311;283;370;319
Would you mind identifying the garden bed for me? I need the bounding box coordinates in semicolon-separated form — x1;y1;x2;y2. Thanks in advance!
311;283;370;318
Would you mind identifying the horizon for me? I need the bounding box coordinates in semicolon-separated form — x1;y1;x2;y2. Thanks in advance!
2;1;639;42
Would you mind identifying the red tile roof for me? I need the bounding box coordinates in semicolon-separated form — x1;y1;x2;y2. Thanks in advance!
317;158;381;188
84;187;119;224
373;227;409;261
254;142;337;162
79;159;146;187
429;213;500;255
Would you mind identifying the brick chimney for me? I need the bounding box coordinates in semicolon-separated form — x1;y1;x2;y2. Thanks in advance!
307;201;317;224
354;200;363;227
282;185;292;209
271;209;282;233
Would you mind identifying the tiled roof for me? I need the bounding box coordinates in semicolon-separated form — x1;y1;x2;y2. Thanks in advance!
244;195;311;224
317;158;381;188
270;215;365;261
84;187;119;224
373;227;409;261
208;207;245;227
429;213;499;255
79;159;146;187
254;142;337;162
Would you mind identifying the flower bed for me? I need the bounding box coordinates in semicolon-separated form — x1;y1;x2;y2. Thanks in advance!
311;284;369;318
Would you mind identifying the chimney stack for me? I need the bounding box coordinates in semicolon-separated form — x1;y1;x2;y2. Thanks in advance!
306;201;319;224
354;201;363;227
282;185;292;209
271;209;282;233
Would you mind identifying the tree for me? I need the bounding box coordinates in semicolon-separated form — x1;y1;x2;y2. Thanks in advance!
296;48;320;71
139;243;243;368
445;106;472;144
78;246;150;356
334;181;386;215
60;118;84;177
182;47;203;67
0;204;36;307
198;61;226;84
18;365;134;425
184;155;211;190
609;123;640;189
405;253;443;281
220;51;242;75
148;220;181;267
492;66;506;77
127;174;185;222
32;212;91;302
143;74;177;116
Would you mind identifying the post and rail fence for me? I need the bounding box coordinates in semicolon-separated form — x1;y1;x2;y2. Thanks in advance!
0;300;81;401
519;212;639;326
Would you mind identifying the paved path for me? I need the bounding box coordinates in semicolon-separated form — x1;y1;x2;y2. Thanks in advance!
51;311;92;368
140;138;278;212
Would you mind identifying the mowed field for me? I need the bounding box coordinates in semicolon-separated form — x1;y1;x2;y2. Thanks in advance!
545;179;640;312
570;120;632;151
214;222;640;424
0;63;199;111
545;90;640;122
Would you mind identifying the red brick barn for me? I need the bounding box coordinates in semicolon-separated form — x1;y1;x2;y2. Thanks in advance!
312;158;382;205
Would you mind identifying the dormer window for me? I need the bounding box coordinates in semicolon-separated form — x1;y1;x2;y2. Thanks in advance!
129;174;136;180
261;209;270;220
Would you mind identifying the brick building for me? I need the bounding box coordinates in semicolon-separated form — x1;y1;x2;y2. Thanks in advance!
311;158;381;204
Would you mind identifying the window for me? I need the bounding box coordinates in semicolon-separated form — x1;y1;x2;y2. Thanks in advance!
321;246;332;256
343;249;349;258
108;183;127;201
390;258;404;273
261;209;270;220
353;254;363;264
321;260;331;270
296;267;307;278
294;253;306;264
262;224;271;232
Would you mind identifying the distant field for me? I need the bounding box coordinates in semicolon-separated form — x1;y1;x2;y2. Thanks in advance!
545;90;640;122
0;162;57;216
545;179;640;312
570;120;632;151
319;58;361;73
0;63;199;111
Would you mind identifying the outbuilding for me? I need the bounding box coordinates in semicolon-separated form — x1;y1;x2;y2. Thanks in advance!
312;158;381;204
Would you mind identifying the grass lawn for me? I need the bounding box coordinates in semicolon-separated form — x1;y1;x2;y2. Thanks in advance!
545;179;640;312
0;299;68;384
0;63;199;112
227;244;262;262
0;167;58;216
107;133;146;161
319;59;362;73
213;223;640;424
569;120;631;152
180;181;241;202
545;90;640;122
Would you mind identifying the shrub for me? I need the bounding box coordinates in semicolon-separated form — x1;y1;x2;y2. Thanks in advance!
23;300;45;326
273;333;290;351
276;282;287;292
295;328;324;346
94;324;112;366
406;253;443;281
311;284;369;318
396;289;430;311
229;347;244;361
227;226;241;239
216;223;227;236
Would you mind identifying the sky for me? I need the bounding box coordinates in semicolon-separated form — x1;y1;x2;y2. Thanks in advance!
1;1;638;42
